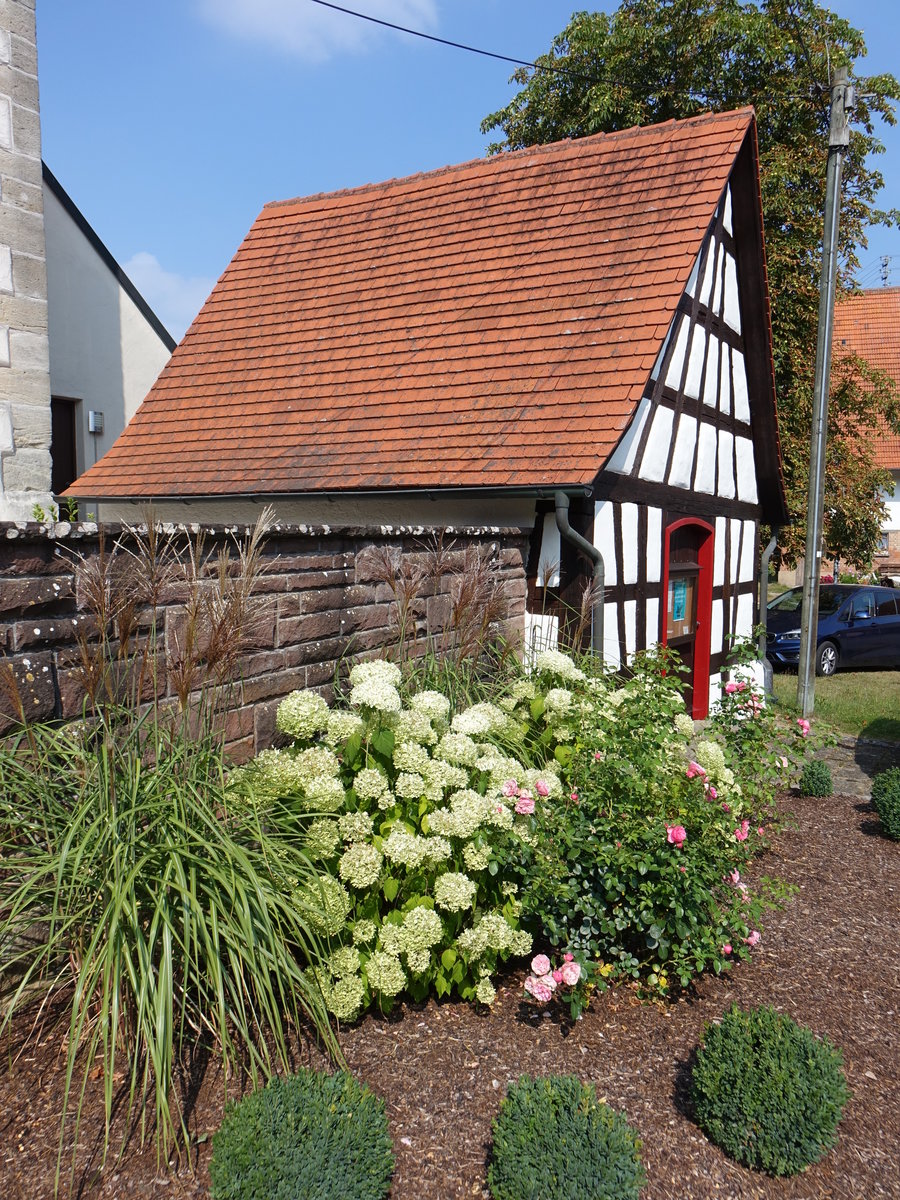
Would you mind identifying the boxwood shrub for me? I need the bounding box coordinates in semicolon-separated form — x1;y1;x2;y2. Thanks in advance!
209;1069;394;1200
488;1075;645;1200
691;1004;849;1176
871;767;900;840
798;759;833;798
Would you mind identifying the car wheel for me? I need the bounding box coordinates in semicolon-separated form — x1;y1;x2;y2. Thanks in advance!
816;641;838;677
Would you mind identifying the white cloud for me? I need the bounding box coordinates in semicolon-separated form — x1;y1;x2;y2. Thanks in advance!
196;0;439;63
123;252;216;343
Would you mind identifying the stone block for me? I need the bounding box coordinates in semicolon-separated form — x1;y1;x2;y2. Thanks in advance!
253;699;280;750
9;31;37;76
0;203;45;255
0;648;55;722
276;592;303;619
0;94;10;151
237;648;286;680
0;62;37;110
1;445;50;492
9;614;86;649
224;733;255;765
8;326;48;371
283;635;346;670
238;670;298;706
12;398;49;446
1;3;38;39
11;248;45;298
0;171;41;211
277;610;342;646
224;705;254;744
0;242;11;292
0;27;9;64
339;602;392;635
304;660;342;690
10;99;41;158
0;573;71;619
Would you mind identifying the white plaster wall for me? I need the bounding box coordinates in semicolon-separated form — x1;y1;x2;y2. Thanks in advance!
882;473;899;529
43;185;172;480
99;494;539;529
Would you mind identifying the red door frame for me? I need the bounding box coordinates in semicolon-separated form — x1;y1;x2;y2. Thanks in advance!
660;517;715;719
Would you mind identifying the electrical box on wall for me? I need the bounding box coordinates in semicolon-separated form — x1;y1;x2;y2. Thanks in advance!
88;410;104;435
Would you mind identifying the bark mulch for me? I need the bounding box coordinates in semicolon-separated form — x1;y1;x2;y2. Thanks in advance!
1;784;897;1199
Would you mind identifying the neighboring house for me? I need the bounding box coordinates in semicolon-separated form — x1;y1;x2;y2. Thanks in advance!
68;108;788;718
0;0;173;521
833;287;900;583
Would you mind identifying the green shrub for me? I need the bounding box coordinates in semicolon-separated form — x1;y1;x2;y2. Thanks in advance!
798;759;833;798
871;767;900;840
209;1070;394;1200
691;1004;849;1175
488;1075;645;1200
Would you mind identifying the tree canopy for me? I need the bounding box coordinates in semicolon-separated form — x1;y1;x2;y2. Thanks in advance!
482;0;900;566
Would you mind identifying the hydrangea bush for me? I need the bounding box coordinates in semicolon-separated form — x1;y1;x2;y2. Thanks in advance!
237;660;559;1020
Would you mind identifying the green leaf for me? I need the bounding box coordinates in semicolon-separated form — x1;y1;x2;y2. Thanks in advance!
382;878;399;902
441;948;457;970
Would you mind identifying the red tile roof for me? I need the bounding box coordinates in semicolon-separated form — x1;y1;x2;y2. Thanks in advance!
834;288;900;471
70;109;756;499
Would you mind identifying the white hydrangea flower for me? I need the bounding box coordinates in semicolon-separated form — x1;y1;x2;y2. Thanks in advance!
338;811;374;843
303;776;346;813
543;688;575;721
254;748;307;795
352;919;377;945
377;789;397;811
424;759;469;794
405;947;431;975
451;702;513;737
295;746;341;782
409;690;451;724
349;677;402;714
338;843;383;889
354;768;390;801
329;945;361;978
304;817;340;860
382;828;432;870
674;711;695;738
295;876;351;937
434;732;479;767
533;649;585;681
394;708;437;746
456;912;522;960
400;906;443;950
276;690;330;739
395;771;426;799
434;871;477;912
695;739;727;779
428;789;492;839
379;923;403;956
348;659;402;688
364;950;406;997
324;710;366;746
393;741;432;774
326;973;365;1022
463;842;492;872
475;977;496;1005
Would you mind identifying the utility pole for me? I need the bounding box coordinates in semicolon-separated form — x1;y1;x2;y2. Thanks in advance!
797;66;854;717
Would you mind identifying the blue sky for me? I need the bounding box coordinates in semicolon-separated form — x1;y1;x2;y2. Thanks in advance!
36;0;900;340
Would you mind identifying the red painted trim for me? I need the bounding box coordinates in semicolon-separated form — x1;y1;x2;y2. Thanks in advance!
660;517;715;719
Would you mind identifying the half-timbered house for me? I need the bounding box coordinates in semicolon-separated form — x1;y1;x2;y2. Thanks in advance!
66;108;788;718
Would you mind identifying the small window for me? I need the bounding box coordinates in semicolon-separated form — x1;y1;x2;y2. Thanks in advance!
876;593;898;618
876;532;890;557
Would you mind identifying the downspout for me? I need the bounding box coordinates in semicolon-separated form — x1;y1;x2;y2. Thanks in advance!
758;529;779;697
554;491;605;660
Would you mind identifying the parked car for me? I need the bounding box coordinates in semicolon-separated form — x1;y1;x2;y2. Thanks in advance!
766;584;900;676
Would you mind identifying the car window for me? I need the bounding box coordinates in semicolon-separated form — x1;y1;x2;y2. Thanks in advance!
817;588;845;616
876;593;899;618
768;589;803;612
851;590;875;618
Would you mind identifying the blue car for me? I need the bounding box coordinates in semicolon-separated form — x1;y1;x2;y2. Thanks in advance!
766;584;900;676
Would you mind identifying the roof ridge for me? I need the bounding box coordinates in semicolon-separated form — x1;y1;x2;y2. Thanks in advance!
263;107;754;213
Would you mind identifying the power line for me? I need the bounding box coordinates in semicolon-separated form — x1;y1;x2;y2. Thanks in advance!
307;0;607;86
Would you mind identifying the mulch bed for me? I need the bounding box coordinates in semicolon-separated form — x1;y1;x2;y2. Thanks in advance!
1;788;897;1199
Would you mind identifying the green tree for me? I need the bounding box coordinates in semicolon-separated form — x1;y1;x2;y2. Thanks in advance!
483;0;900;566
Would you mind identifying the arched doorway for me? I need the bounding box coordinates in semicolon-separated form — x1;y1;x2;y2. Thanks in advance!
661;518;714;719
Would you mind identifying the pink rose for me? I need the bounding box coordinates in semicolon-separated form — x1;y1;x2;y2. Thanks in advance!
560;961;581;986
779;755;790;770
563;953;574;962
707;785;718;800
686;761;708;780
524;975;554;1003
744;930;761;947
531;954;551;977
501;779;519;797
734;820;750;842
722;943;732;955
552;969;563;984
593;750;603;761
797;718;810;737
535;779;550;797
721;802;731;813
570;791;579;803
757;826;765;837
728;868;741;885
666;824;687;848
515;795;535;815
679;865;686;873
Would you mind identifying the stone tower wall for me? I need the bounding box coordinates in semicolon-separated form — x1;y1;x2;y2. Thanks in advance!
0;0;52;521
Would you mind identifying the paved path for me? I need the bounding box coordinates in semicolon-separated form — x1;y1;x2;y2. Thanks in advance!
819;736;900;799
